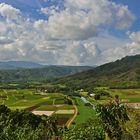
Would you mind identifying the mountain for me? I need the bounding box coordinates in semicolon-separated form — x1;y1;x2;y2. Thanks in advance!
0;63;16;70
0;65;92;83
55;55;140;89
0;61;43;69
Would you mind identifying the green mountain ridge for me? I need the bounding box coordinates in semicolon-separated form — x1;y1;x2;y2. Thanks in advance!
0;61;43;69
54;55;140;89
0;65;92;83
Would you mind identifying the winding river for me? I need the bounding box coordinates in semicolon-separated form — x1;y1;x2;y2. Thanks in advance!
81;96;96;110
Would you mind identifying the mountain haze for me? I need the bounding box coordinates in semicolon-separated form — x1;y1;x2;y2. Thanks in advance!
0;61;43;69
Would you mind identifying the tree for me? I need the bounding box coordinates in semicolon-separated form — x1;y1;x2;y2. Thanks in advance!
96;103;129;140
0;105;59;140
114;95;120;105
94;94;100;100
62;119;105;140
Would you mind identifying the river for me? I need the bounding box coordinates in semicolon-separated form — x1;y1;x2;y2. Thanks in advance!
81;96;96;110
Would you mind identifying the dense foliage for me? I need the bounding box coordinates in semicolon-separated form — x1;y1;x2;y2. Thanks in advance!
92;88;111;100
96;103;130;140
124;109;140;140
0;105;59;140
62;119;105;140
0;100;138;140
0;105;105;140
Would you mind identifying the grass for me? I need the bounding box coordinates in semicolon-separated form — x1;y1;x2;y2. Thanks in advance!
53;114;73;118
36;105;74;111
0;89;75;113
74;97;96;124
36;105;57;111
55;110;74;114
0;89;54;109
54;99;65;104
108;89;140;103
37;99;54;105
48;93;64;99
9;106;29;110
10;97;48;107
58;105;74;110
97;89;140;104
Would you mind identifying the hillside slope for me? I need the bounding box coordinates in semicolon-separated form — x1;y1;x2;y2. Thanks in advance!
55;55;140;89
0;65;92;83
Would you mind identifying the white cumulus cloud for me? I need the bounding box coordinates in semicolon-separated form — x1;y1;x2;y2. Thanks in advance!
0;3;21;21
0;1;136;65
100;32;140;63
43;0;135;40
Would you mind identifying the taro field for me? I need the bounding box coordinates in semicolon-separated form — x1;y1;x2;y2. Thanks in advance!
0;89;76;126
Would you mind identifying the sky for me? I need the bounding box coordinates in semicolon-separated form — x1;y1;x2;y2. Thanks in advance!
0;0;140;66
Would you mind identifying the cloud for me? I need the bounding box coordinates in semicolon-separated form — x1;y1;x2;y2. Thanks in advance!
100;32;140;63
0;1;136;65
40;6;59;16
0;3;21;21
56;40;101;65
43;0;135;40
123;31;140;55
0;36;13;44
114;4;135;30
129;31;140;43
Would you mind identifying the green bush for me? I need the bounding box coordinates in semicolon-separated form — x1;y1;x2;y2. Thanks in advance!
62;119;105;140
96;103;129;140
0;105;59;140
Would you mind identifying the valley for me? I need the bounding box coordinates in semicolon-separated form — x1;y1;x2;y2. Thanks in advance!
0;55;140;140
0;88;140;126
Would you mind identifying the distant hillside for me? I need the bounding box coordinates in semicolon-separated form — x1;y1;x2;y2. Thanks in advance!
0;61;43;69
55;55;140;89
0;65;92;83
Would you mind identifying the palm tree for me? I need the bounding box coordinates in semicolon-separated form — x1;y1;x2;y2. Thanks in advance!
114;95;120;105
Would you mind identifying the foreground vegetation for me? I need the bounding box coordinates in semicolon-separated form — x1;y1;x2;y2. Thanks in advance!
0;105;58;140
1;101;139;140
0;83;140;139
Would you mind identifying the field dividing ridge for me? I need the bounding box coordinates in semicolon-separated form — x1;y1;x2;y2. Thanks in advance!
66;105;78;128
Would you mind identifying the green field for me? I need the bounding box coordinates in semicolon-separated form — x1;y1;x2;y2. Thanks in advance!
55;110;74;114
0;89;48;109
108;89;140;103
74;97;96;124
54;99;65;104
0;89;97;126
0;89;76;127
36;105;57;111
1;88;140;128
96;89;140;104
36;105;74;111
0;89;66;110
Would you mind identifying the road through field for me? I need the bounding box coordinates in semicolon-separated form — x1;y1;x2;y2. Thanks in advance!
66;105;78;128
